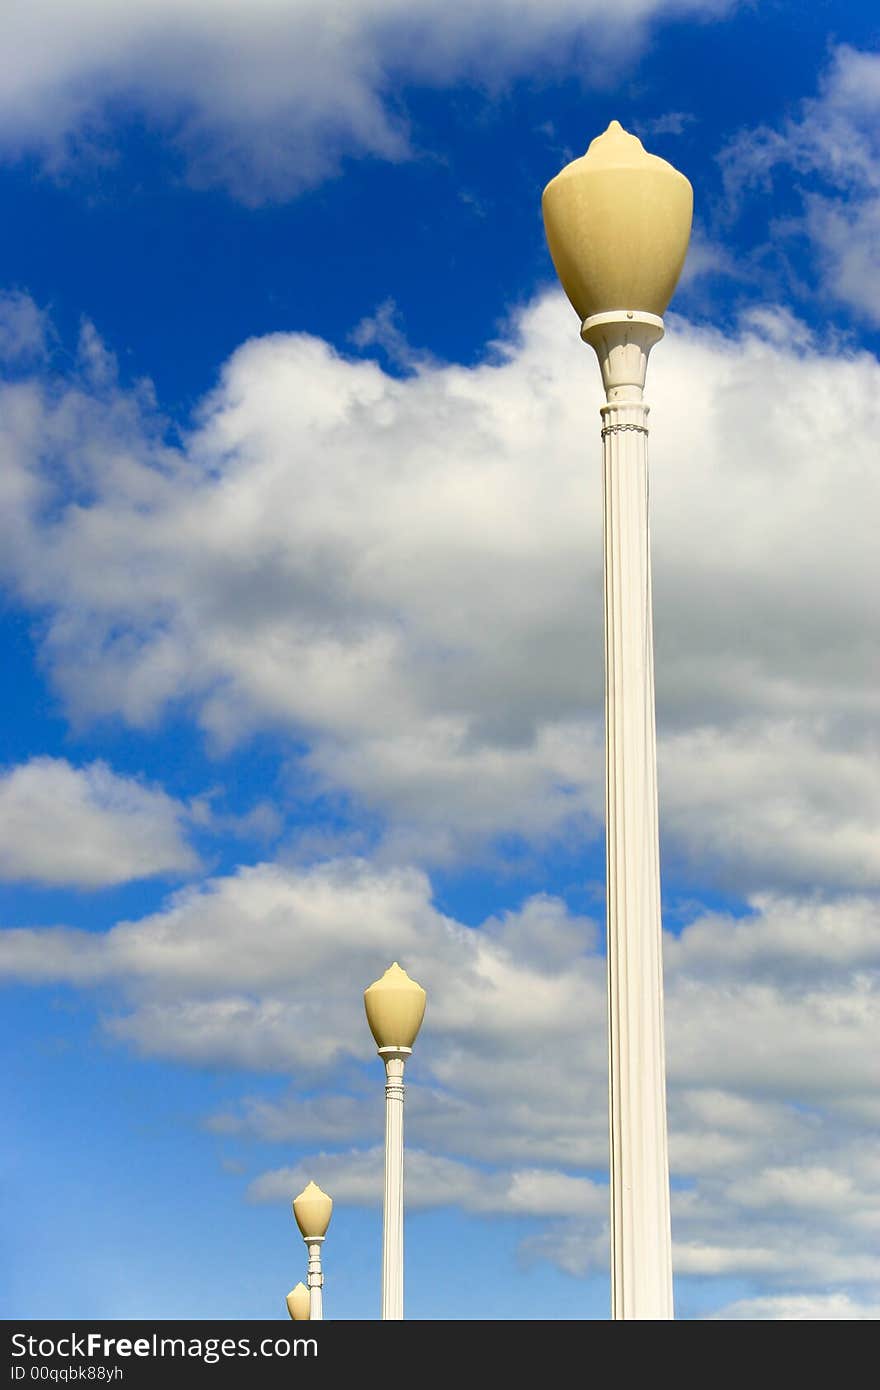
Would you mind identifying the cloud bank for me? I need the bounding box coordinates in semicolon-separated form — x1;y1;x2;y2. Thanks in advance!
723;44;880;326
0;856;877;1297
0;756;197;886
1;283;877;1308
0;0;734;200
0;289;877;885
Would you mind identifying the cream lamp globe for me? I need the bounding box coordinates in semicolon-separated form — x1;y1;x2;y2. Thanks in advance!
541;120;692;322
363;962;426;1050
292;1181;333;1240
286;1283;311;1321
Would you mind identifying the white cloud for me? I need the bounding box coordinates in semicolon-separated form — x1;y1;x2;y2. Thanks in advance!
0;292;878;888
0;757;198;886
665;894;880;982
708;1291;880;1320
671;1236;880;1282
1;855;879;1302
659;723;880;892
730;1165;862;1214
721;44;880;325
250;1147;605;1218
0;291;50;364
1;284;878;1307
665;900;880;1108
0;0;735;201
0;857;605;1098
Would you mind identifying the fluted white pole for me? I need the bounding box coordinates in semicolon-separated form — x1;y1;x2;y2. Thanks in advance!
380;1046;410;1320
305;1238;324;1320
582;309;674;1321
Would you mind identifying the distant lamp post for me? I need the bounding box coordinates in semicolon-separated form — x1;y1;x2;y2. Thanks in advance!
292;1181;333;1320
542;120;692;1321
286;1281;311;1321
364;962;426;1320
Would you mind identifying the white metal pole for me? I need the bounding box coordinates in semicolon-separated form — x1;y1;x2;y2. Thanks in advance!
379;1046;410;1319
582;309;674;1321
305;1237;324;1320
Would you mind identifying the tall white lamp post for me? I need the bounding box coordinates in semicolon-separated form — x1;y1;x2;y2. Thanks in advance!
292;1181;333;1320
364;962;426;1320
542;120;692;1320
286;1281;311;1321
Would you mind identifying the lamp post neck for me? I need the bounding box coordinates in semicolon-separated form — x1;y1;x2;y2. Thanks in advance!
581;311;664;402
380;1046;410;1100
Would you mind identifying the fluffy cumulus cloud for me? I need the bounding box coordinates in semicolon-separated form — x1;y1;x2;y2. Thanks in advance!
0;289;877;886
0;291;50;365
722;44;880;324
0;855;878;1305
0;756;198;886
709;1292;880;1320
1;284;878;1309
0;0;733;200
0;858;606;1099
250;1148;605;1218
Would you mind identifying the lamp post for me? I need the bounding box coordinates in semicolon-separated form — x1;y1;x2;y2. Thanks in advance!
542;120;692;1321
292;1181;333;1320
364;962;426;1320
286;1282;311;1321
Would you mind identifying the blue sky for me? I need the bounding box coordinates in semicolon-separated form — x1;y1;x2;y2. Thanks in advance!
1;0;879;1323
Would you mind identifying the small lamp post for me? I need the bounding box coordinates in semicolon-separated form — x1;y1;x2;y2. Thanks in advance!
292;1181;333;1320
286;1281;311;1321
542;120;692;1321
364;962;426;1320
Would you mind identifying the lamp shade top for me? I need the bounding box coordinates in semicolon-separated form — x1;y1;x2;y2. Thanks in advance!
541;120;693;320
292;1180;333;1239
286;1283;311;1321
364;961;427;1049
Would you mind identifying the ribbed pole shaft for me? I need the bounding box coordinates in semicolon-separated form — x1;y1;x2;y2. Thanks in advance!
583;311;674;1321
381;1052;407;1319
306;1238;324;1320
